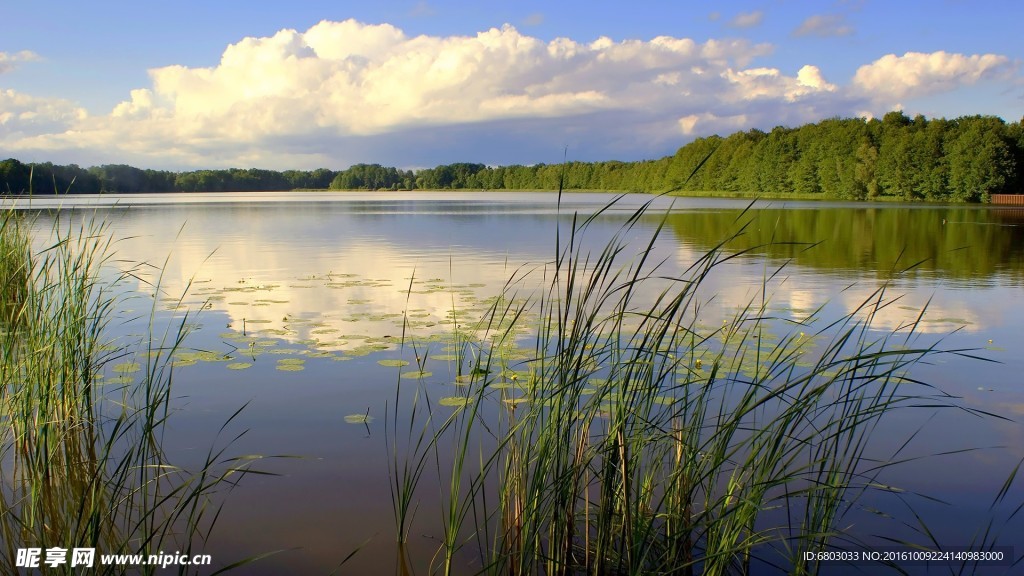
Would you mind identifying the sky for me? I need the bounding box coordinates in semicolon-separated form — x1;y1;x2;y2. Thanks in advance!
1;0;1022;171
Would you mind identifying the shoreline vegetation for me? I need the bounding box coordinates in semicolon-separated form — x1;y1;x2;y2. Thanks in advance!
0;210;263;574
2;187;1022;571
2;111;1022;203
383;194;1023;574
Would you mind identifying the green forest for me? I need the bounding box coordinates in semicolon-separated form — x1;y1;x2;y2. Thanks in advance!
2;111;1021;201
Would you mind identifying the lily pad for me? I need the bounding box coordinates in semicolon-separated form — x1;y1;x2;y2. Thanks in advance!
344;413;374;424
226;363;253;370
377;359;410;367
400;370;432;379
268;348;306;355
439;396;473;407
112;362;141;374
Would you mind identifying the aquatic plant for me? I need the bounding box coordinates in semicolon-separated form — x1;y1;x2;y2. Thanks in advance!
0;210;261;574
385;192;1022;575
0;210;30;324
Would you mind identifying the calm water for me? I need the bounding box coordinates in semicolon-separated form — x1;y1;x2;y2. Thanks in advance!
10;192;1024;574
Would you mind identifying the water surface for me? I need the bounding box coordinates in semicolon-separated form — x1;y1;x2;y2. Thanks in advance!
10;192;1024;574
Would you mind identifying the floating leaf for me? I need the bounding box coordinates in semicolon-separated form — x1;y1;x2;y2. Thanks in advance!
268;348;306;355
377;359;410;367
112;362;141;374
276;364;305;372
188;351;234;362
226;363;253;370
439;396;473;407
400;370;432;379
344;413;374;424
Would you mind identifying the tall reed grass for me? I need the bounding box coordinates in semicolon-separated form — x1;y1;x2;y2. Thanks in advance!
0;209;256;575
0;210;30;324
388;195;1021;575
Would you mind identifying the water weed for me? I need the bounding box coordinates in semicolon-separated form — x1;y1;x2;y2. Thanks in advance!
385;192;1023;574
0;208;263;574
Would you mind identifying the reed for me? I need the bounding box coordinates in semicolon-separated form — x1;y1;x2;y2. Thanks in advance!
0;209;258;575
387;192;1019;574
0;210;30;324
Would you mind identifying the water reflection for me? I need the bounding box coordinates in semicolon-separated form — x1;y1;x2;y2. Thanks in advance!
9;192;1024;574
664;204;1024;283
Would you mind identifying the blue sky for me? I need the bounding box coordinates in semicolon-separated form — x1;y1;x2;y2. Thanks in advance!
1;1;1021;170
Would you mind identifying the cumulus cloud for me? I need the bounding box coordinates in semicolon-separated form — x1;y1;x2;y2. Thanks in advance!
0;50;40;74
729;11;763;29
793;14;853;37
722;64;836;102
0;20;1015;169
14;20;837;167
853;51;1012;100
0;88;87;139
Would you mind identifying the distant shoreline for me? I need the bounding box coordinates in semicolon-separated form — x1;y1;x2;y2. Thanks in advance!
4;188;1016;207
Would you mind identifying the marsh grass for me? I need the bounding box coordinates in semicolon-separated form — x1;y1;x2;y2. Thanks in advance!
0;209;261;574
0;210;30;325
386;192;1021;575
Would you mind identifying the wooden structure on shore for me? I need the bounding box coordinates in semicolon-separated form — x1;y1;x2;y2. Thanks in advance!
991;194;1024;205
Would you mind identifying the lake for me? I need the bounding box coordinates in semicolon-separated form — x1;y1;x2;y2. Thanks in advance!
9;191;1024;574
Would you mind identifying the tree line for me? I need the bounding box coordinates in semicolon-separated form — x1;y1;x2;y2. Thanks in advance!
2;111;1021;201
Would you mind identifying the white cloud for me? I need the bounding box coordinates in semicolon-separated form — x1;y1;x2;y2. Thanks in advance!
677;112;750;136
0;21;1016;169
729;11;764;29
853;51;1012;100
722;64;836;102
8;20;811;167
795;65;837;95
0;50;40;74
0;88;86;139
793;14;853;38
